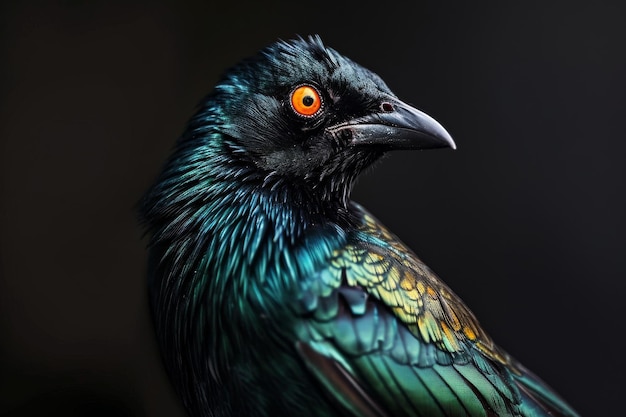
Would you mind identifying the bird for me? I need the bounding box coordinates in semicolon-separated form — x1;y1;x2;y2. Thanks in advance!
140;36;579;417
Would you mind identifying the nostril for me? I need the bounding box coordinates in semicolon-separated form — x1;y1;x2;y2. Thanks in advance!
380;102;394;112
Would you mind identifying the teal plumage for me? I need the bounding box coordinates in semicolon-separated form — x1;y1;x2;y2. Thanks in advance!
140;36;579;417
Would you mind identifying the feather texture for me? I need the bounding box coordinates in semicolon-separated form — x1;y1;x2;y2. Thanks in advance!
140;36;579;417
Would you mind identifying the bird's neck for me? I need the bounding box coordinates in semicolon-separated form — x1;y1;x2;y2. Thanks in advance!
200;167;357;262
144;145;358;305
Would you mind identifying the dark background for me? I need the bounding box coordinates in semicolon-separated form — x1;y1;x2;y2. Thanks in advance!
1;1;624;416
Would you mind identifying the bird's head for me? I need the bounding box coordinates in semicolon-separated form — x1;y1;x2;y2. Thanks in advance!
184;35;454;206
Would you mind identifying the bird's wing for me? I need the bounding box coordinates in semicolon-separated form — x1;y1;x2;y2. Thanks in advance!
292;207;578;417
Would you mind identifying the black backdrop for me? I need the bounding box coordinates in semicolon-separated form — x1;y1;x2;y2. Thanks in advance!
1;1;624;416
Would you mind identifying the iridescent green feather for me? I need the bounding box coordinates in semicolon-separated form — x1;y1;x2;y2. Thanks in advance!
140;36;579;417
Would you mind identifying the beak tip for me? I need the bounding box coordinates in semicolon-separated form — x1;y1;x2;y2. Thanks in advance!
446;135;457;150
427;129;456;150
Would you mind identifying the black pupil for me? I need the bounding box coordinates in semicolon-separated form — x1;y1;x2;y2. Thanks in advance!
302;95;314;107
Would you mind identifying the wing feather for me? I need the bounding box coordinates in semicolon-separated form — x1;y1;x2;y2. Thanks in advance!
292;206;578;416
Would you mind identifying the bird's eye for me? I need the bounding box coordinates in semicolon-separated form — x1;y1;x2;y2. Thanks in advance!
290;85;323;117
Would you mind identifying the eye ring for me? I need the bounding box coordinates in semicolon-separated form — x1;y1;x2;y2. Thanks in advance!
290;84;323;117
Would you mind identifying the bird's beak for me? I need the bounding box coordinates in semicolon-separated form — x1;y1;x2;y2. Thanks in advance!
330;98;456;150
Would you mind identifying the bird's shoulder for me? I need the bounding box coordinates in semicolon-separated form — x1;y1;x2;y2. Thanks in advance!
289;204;535;416
295;202;508;366
289;204;579;417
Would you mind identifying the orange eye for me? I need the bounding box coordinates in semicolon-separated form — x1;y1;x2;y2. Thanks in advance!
290;85;322;117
